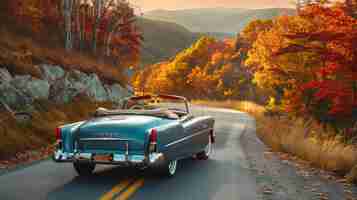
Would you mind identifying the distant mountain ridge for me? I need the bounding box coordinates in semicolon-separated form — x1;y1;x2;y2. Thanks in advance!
137;7;296;64
136;17;238;65
136;17;200;64
144;7;296;33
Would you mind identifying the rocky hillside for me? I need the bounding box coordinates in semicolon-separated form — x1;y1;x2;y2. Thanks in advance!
0;64;130;111
0;64;129;159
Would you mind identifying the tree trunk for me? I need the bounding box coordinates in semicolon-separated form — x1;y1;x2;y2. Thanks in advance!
73;0;80;51
105;31;113;56
92;0;102;54
105;17;124;57
63;0;73;51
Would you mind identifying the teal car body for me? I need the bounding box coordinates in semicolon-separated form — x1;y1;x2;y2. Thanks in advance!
53;95;215;177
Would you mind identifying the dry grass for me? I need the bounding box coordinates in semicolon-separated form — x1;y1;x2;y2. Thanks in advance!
0;98;115;160
193;100;265;115
0;27;127;84
256;116;357;174
194;100;357;176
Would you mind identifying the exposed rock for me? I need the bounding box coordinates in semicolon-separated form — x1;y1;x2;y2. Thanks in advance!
40;64;65;82
105;84;130;102
48;70;108;103
11;75;50;100
48;71;86;103
1;64;128;107
14;112;33;123
71;69;89;85
0;68;12;84
83;73;108;101
68;69;89;96
0;83;31;108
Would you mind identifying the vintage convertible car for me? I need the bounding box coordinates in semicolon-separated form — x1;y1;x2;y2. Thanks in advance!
53;94;215;177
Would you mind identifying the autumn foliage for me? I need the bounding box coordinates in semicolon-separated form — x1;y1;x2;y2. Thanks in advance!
133;2;357;135
132;37;254;100
245;3;357;132
3;0;142;68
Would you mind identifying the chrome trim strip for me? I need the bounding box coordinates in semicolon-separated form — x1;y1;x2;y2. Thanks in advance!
125;141;129;160
165;128;213;148
53;149;164;166
79;138;128;141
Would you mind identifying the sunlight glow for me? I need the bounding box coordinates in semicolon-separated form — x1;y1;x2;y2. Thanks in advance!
129;0;294;11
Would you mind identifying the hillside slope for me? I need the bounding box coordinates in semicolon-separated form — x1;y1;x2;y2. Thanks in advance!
136;18;200;64
144;8;296;33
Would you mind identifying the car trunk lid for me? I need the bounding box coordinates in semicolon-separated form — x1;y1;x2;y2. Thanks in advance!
75;115;166;154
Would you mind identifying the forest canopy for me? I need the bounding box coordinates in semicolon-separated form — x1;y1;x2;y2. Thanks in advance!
1;0;142;68
133;2;357;134
245;3;357;131
132;37;256;100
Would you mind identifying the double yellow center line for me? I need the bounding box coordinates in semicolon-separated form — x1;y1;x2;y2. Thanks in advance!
100;178;145;200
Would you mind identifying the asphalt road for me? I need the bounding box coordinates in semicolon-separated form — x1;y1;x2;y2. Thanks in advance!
1;106;354;200
0;107;259;200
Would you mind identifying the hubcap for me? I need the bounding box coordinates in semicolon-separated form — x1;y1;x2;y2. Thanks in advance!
168;160;177;175
205;136;212;157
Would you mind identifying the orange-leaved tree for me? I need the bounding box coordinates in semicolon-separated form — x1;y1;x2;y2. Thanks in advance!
6;0;142;69
246;3;357;132
132;36;251;100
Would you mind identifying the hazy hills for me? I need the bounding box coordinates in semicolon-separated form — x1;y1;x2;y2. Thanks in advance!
137;7;296;64
144;7;296;33
136;17;200;64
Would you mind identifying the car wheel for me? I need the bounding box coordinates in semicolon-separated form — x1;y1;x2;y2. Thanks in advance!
157;159;178;177
167;160;178;176
196;135;212;160
73;162;96;176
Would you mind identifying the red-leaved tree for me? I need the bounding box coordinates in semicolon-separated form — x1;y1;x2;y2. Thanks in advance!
274;4;357;131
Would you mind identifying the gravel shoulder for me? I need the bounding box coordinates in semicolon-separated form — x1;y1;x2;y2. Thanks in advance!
241;116;357;200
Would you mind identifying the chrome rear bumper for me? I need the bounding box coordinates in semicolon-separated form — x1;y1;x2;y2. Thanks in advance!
52;150;164;167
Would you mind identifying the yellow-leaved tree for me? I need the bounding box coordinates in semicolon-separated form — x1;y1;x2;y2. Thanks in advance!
132;36;253;100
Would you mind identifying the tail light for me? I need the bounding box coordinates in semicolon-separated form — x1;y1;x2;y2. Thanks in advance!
55;127;62;141
149;129;158;152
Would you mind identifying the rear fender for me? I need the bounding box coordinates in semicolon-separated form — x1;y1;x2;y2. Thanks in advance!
60;122;84;153
156;122;184;160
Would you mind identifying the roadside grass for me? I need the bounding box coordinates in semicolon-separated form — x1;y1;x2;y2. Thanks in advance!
193;100;357;178
193;100;265;116
0;98;115;160
256;116;357;175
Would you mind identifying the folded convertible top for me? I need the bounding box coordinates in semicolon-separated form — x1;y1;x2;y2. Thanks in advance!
94;107;179;119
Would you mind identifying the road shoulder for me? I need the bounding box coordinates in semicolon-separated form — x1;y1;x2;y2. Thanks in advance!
240;115;357;200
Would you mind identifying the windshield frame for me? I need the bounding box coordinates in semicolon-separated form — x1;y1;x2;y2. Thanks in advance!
122;94;190;114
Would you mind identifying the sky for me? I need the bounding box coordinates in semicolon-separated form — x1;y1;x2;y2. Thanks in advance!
129;0;294;12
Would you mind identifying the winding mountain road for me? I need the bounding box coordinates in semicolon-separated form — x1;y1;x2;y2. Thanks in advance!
0;106;355;200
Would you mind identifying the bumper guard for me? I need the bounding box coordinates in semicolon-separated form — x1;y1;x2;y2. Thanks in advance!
52;149;165;167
